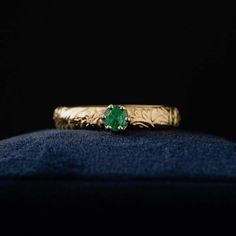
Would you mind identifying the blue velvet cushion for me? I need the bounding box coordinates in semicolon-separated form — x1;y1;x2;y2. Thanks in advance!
1;129;236;179
1;129;236;233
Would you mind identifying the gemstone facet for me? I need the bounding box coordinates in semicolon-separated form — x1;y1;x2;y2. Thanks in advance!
103;105;129;132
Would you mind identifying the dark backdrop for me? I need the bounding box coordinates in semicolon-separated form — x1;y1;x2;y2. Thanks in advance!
1;2;236;140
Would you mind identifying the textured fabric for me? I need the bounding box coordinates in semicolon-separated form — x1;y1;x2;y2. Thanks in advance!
0;129;236;179
1;130;236;234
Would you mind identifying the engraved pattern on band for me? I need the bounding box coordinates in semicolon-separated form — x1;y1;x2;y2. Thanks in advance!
53;105;181;129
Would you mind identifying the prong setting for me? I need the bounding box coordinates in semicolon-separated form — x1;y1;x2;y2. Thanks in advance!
108;104;114;109
100;114;106;119
105;125;112;130
119;105;126;111
125;117;131;122
118;126;125;131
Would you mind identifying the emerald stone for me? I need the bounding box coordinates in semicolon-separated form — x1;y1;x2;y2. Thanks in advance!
104;105;129;132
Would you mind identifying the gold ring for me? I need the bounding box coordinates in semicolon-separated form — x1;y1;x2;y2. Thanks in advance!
53;105;181;132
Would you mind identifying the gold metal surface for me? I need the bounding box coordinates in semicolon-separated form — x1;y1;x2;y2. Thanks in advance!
53;105;181;130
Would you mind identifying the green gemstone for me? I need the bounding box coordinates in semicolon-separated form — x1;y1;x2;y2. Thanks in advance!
104;105;129;132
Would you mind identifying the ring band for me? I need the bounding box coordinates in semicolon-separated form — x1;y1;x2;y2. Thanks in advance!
53;105;181;132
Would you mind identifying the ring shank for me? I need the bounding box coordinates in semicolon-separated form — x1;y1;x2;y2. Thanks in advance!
53;105;181;130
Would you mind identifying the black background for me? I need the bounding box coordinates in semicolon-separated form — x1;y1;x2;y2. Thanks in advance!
1;2;236;140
